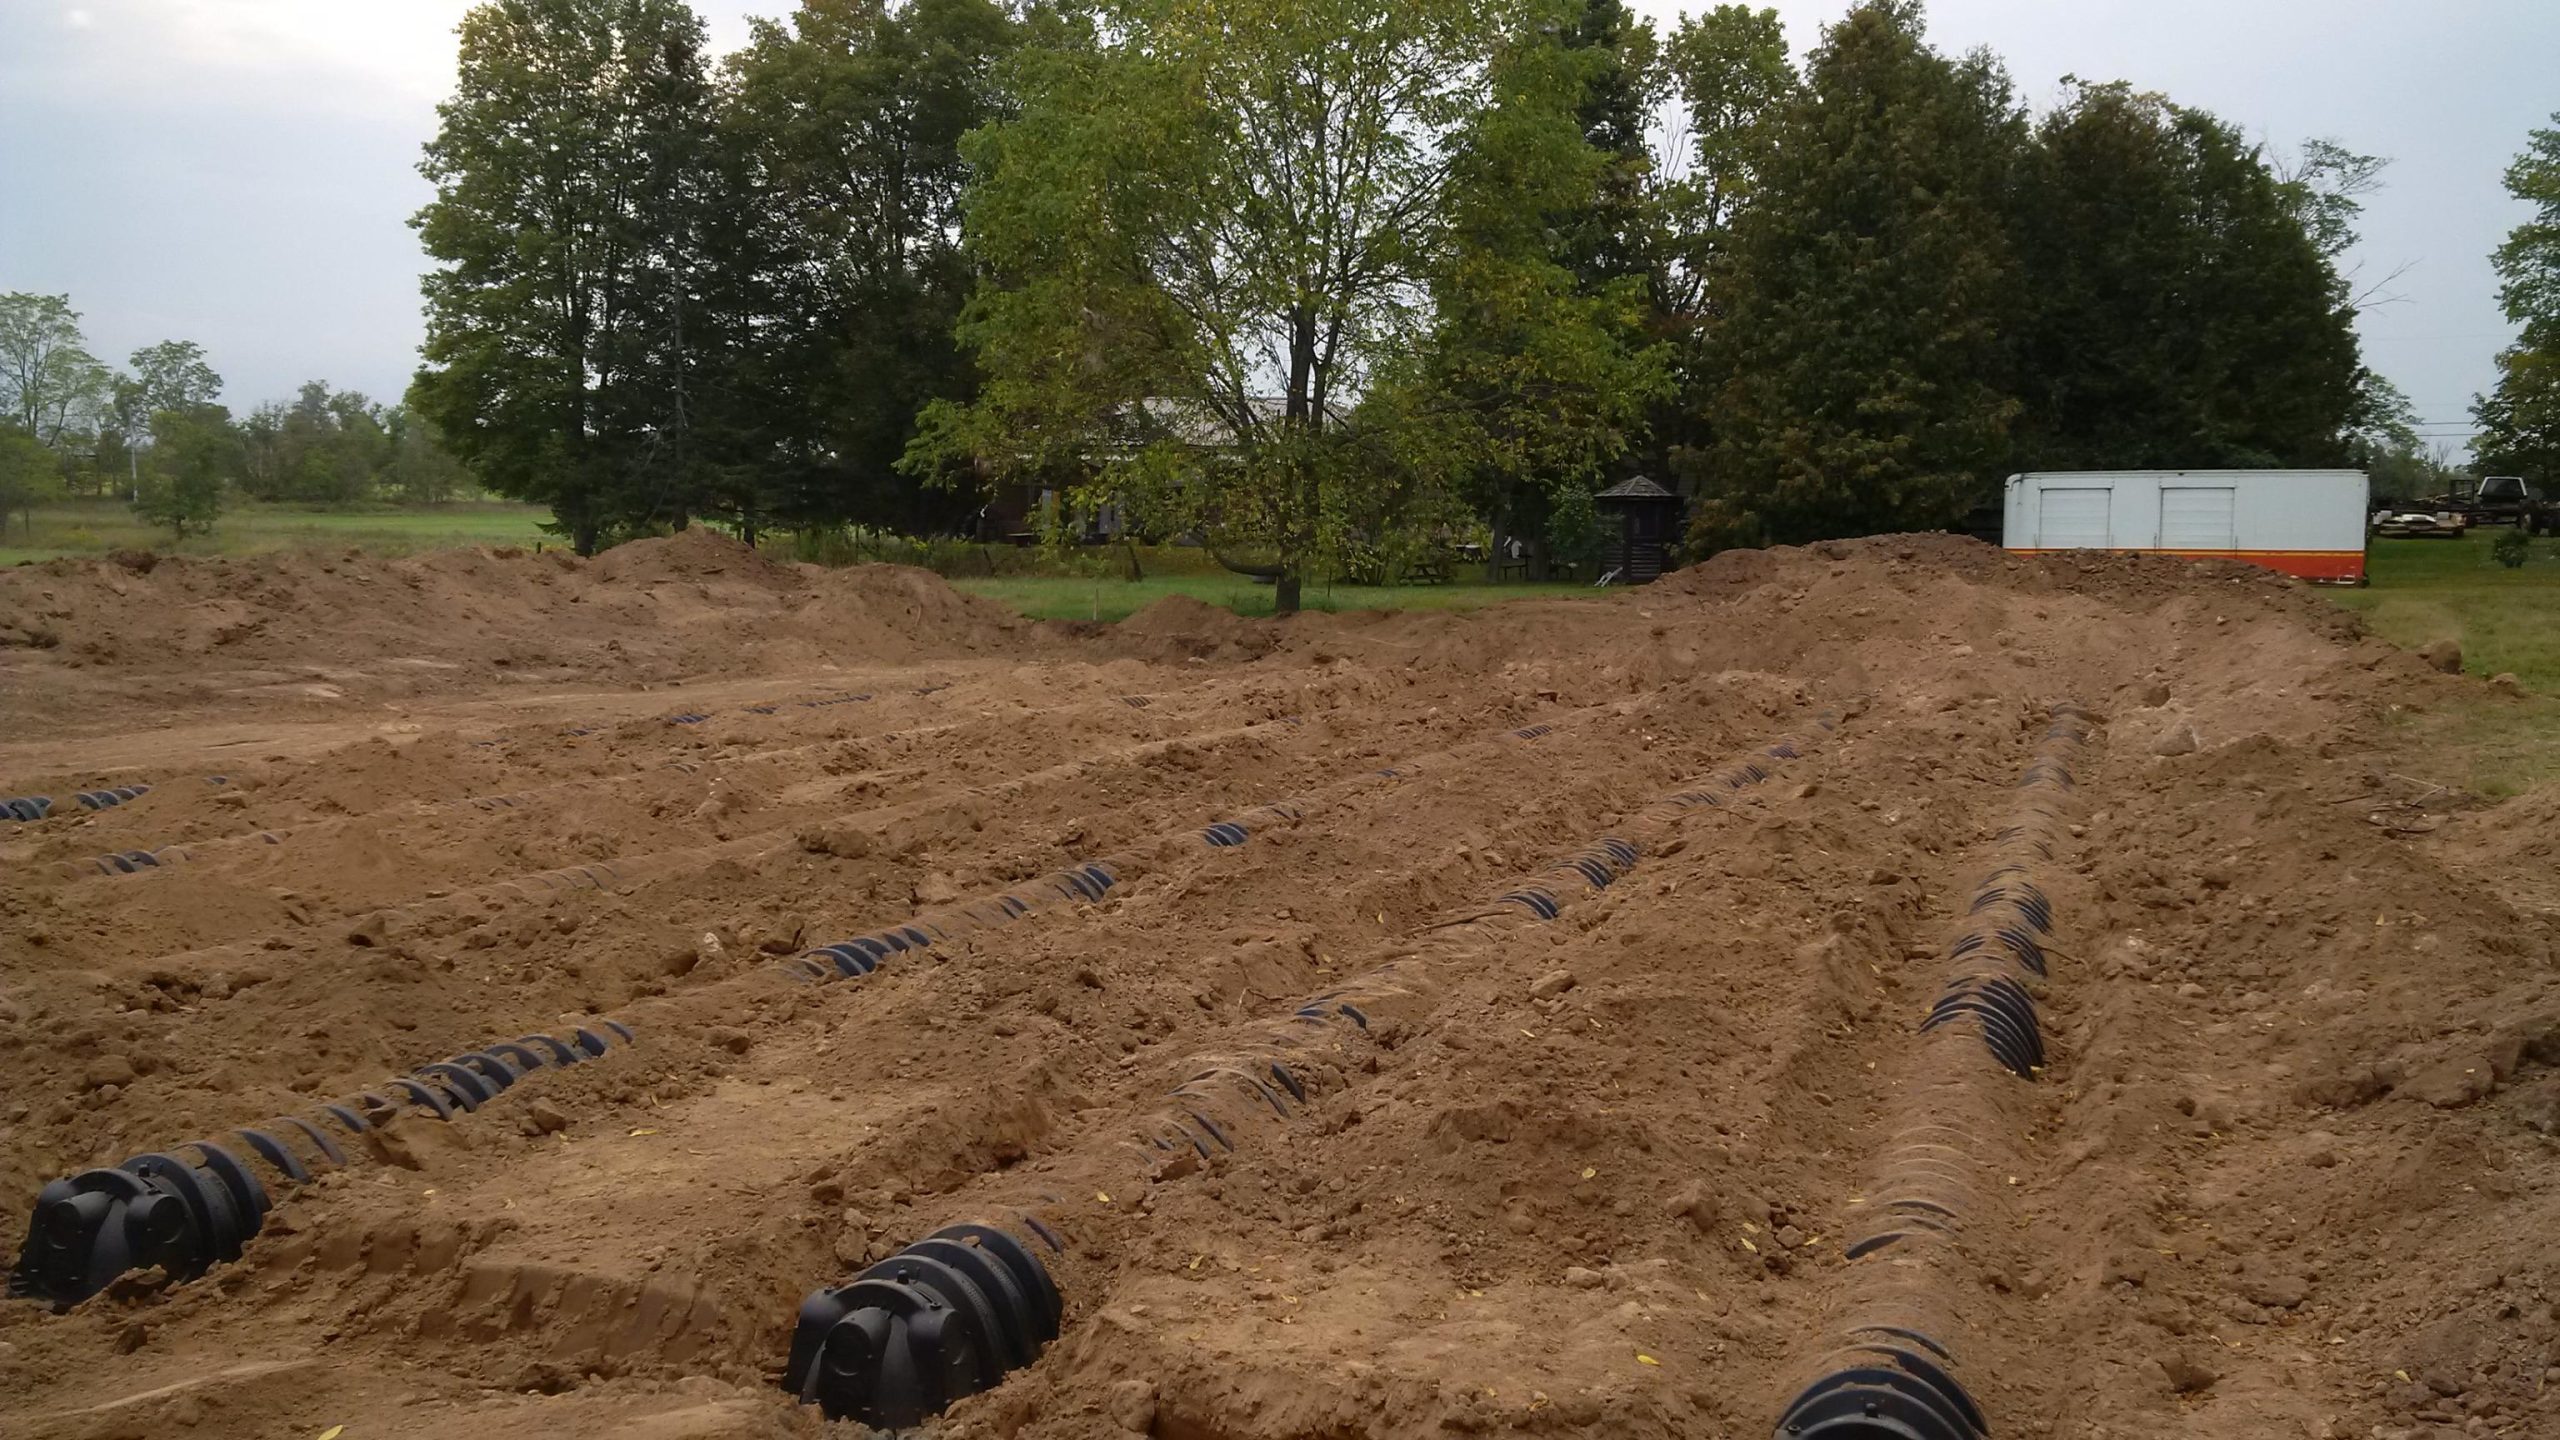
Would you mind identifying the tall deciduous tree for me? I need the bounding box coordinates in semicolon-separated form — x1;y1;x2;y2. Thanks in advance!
0;423;63;535
1652;6;1792;325
125;340;223;415
0;293;113;451
1646;4;1791;478
914;0;1644;611
1679;0;2025;548
412;0;714;554
2475;113;2560;482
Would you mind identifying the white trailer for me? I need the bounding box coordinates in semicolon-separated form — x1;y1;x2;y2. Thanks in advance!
2002;469;2368;583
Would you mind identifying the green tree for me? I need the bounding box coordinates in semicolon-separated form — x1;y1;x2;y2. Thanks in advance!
914;0;1642;612
2008;83;2362;472
713;0;1022;538
1648;5;1792;479
0;423;63;535
134;404;239;540
385;402;473;504
126;340;223;414
0;293;113;450
2475;113;2560;483
2278;137;2389;267
102;338;230;500
412;0;716;553
1677;0;2026;549
1395;16;1672;578
1556;0;1657;288
1653;6;1793;325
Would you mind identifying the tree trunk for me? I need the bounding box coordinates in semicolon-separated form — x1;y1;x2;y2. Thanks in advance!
1275;570;1302;615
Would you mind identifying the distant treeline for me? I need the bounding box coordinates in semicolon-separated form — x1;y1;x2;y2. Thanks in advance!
0;302;470;537
397;0;2444;594
14;2;2507;584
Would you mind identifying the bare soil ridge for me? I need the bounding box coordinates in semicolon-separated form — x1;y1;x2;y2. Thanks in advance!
3;533;2555;1440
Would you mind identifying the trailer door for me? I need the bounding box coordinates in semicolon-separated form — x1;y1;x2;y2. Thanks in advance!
2159;485;2237;555
2036;486;2112;549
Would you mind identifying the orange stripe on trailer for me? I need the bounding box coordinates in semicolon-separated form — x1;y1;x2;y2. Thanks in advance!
2007;547;2366;584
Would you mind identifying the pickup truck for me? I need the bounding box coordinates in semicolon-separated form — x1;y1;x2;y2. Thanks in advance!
2469;475;2537;527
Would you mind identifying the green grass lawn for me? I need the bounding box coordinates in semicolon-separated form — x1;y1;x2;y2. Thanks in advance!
2333;531;2560;796
0;497;551;565
2334;533;2560;690
952;572;1590;622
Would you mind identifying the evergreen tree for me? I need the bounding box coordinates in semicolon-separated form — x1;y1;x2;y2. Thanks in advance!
1679;0;2025;548
2010;83;2361;471
713;0;1021;539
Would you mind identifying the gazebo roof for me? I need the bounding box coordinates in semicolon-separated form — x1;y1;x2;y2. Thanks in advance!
1594;475;1675;500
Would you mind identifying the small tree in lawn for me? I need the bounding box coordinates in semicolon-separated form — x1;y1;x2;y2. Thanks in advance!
134;404;238;542
0;423;63;536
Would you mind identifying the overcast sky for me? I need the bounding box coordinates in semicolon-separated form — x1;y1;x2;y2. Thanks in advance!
2;1;2550;454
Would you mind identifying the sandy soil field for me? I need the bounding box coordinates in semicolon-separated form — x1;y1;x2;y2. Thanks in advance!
2;531;2554;1440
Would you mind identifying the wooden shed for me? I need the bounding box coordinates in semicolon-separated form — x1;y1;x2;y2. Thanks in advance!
1595;476;1682;584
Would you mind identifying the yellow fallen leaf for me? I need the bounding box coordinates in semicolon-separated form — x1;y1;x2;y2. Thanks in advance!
628;1128;659;1137
1636;1353;1660;1367
1743;1222;1759;1234
1096;1191;1112;1204
1740;1237;1759;1253
319;1428;345;1440
1521;1029;1538;1038
1188;1255;1203;1271
2395;1369;2410;1382
1580;1167;1597;1180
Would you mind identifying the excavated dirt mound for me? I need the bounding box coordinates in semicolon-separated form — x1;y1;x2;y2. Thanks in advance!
3;534;2556;1440
0;531;1032;738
